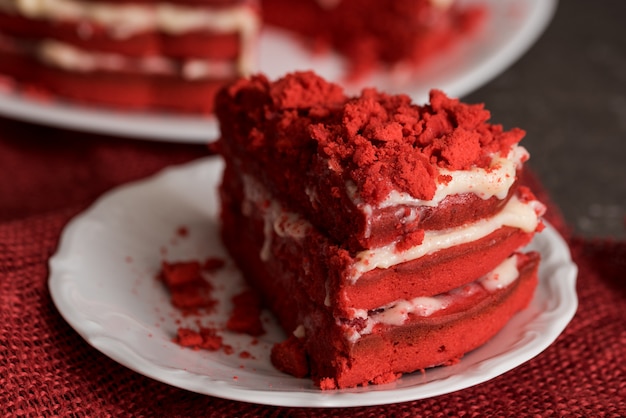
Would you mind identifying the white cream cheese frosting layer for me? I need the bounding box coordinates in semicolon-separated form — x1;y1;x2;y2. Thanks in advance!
344;254;521;342
0;0;259;37
38;39;238;79
0;34;241;79
242;174;313;262
347;145;528;210
349;194;544;283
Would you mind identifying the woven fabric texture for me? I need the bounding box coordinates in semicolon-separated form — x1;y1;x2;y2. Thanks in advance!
1;118;625;417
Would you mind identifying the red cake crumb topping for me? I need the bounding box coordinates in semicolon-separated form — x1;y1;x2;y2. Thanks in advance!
226;290;265;336
269;71;345;110
217;71;525;204
313;87;524;202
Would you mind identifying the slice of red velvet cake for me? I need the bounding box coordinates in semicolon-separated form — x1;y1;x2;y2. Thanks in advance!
216;71;546;389
0;0;260;113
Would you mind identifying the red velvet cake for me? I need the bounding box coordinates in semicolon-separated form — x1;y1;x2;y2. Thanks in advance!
261;0;485;79
0;0;481;112
0;0;260;112
216;71;545;389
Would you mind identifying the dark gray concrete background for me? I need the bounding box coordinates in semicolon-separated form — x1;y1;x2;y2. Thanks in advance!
465;0;626;239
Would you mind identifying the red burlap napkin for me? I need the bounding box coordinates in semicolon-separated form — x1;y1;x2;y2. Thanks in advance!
1;118;625;417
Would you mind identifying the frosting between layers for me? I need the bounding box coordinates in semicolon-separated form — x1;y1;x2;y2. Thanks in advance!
377;145;527;209
344;254;521;342
0;0;258;36
350;194;544;282
36;39;237;79
345;144;528;239
242;174;314;261
346;145;527;211
0;33;241;79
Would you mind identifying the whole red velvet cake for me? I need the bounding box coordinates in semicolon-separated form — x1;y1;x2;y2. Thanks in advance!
0;0;480;112
216;71;546;389
0;0;260;112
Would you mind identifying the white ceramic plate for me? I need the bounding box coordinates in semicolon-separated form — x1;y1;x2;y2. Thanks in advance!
49;157;578;408
2;0;557;142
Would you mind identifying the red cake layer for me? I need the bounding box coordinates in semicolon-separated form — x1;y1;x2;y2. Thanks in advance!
357;181;519;250
0;49;228;112
262;0;485;78
344;225;536;312
216;72;528;252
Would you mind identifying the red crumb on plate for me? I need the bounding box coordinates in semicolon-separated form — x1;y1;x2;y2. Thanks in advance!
160;260;203;288
226;290;265;336
157;252;266;356
175;327;224;351
159;260;218;312
318;377;336;390
203;257;226;272
239;351;254;359
270;335;309;378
